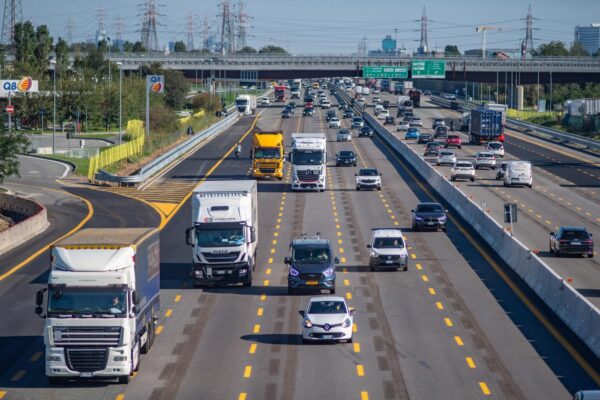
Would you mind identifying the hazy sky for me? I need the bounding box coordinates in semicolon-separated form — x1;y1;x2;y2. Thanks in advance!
25;0;599;54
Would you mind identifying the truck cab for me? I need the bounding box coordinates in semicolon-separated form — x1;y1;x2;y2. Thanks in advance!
235;94;256;115
290;133;327;192
252;131;285;180
285;234;338;294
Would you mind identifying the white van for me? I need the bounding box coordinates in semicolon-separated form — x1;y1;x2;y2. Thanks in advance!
504;161;532;188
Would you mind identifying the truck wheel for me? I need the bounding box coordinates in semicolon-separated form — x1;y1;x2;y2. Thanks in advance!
141;322;154;354
330;288;336;295
118;375;131;384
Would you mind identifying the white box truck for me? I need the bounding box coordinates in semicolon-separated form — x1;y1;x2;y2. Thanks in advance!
36;228;161;384
290;133;327;192
235;94;257;115
186;180;258;287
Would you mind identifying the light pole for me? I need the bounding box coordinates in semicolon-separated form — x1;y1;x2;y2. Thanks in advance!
107;37;112;87
50;58;57;154
116;61;123;144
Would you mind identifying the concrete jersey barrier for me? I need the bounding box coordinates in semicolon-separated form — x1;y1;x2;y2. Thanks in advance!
0;193;50;256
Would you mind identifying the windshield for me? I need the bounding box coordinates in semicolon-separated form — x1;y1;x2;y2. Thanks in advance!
353;118;362;122
254;147;280;159
293;150;324;165
489;143;502;149
560;230;589;240
308;301;347;314
196;227;245;247
235;99;248;106
339;152;354;157
292;246;331;263
374;237;404;248
48;287;127;316
417;204;443;213
359;169;378;176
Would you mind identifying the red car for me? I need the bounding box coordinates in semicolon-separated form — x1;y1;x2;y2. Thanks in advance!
445;134;462;149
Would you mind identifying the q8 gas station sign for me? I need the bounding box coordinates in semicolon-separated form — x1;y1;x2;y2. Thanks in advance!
0;77;39;97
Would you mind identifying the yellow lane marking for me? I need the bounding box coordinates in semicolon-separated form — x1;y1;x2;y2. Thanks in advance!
257;307;264;316
238;394;247;400
384;123;600;383
0;191;94;282
272;239;277;245
29;351;43;362
243;365;252;378
361;392;369;400
344;279;350;286
479;382;491;395
341;257;347;263
454;336;464;346
421;275;429;282
339;248;345;254
545;220;552;225
444;318;453;327
165;309;173;318
410;254;417;259
346;292;353;300
337;231;342;236
260;294;266;301
263;279;270;286
415;263;422;270
273;232;279;237
0;391;6;399
249;343;257;354
156;325;164;335
338;239;343;244
266;268;272;275
268;257;273;264
11;370;26;381
435;302;444;310
115;395;125;400
253;324;261;333
466;357;476;368
356;364;365;377
428;288;436;295
276;225;280;229
353;343;361;353
353;323;358;333
150;202;178;217
270;249;276;254
174;295;181;302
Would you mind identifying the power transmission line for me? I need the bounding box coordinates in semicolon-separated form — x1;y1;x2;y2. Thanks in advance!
1;0;23;47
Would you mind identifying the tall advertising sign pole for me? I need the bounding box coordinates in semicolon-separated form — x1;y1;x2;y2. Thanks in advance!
145;75;165;136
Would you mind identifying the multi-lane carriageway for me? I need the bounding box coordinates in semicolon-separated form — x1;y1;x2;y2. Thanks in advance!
0;91;597;399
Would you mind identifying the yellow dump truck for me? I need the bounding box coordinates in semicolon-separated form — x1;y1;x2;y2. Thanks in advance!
252;131;285;180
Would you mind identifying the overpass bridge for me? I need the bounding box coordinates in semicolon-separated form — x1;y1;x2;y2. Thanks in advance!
105;54;600;83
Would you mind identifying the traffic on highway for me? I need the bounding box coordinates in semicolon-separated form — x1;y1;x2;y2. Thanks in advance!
0;76;599;400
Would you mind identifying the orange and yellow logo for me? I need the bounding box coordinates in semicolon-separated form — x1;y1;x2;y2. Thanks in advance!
150;81;163;93
17;76;33;91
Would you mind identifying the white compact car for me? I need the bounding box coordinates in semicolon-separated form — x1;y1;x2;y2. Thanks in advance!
329;117;341;128
409;117;423;127
355;168;382;191
397;121;410;131
474;152;497;169
367;228;408;271
504;160;533;188
486;141;505;158
260;97;270;105
321;100;332;109
299;296;355;343
450;161;476;182
372;96;382;104
336;129;352;142
436;150;457;166
377;109;390;120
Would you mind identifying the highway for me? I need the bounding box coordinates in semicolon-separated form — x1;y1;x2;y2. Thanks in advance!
0;93;597;399
370;92;600;309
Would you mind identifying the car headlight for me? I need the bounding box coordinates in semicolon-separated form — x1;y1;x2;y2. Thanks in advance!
304;319;313;328
342;318;352;328
438;216;447;221
370;251;378;258
113;355;128;362
415;216;423;220
323;267;334;277
46;355;61;362
289;267;299;277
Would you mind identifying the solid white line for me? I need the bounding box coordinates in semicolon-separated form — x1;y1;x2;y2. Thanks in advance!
20;155;71;178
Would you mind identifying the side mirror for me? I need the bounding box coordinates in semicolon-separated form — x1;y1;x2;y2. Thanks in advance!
36;288;46;306
284;257;290;265
298;310;305;318
185;227;194;246
132;290;140;305
250;226;257;243
35;306;44;316
349;308;356;316
410;209;414;213
445;209;449;213
334;257;340;264
549;232;554;236
132;305;141;314
354;173;357;176
366;244;371;248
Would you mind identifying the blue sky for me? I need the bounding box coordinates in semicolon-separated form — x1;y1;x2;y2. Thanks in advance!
26;0;599;54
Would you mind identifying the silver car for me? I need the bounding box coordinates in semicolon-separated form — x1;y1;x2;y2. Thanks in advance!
436;150;457;166
474;152;497;169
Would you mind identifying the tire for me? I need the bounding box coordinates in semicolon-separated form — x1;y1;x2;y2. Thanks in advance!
301;337;308;344
356;186;360;191
141;320;155;354
330;288;336;295
118;375;131;384
347;337;353;343
458;146;462;149
403;266;408;271
377;186;381;191
288;287;295;295
451;177;455;181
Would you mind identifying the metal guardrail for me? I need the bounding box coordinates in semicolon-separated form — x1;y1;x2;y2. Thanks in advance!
95;104;238;185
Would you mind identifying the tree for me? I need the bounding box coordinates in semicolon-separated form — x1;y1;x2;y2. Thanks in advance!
258;45;287;54
132;41;146;52
54;37;69;78
34;25;53;75
570;41;589;56
0;129;30;184
122;41;134;52
85;42;105;71
537;41;569;56
444;45;460;56
173;41;186;52
14;21;36;66
237;46;257;54
593;49;600;57
163;69;190;109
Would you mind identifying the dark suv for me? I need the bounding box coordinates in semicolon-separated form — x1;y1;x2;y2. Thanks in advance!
285;235;338;294
336;150;357;167
359;126;373;137
549;227;594;257
325;110;336;121
412;202;448;231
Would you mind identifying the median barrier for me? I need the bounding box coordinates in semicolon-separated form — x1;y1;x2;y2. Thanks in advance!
0;193;50;256
363;111;600;358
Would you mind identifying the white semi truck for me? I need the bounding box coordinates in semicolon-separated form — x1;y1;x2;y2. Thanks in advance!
186;180;258;287
36;228;161;384
290;133;327;192
235;94;257;115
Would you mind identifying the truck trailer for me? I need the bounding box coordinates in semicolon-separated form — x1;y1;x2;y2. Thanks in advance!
37;228;161;384
408;89;421;108
187;180;258;287
469;108;505;144
274;85;286;102
252;131;285;180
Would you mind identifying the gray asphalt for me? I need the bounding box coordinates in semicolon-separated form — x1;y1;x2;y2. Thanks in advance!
0;96;594;399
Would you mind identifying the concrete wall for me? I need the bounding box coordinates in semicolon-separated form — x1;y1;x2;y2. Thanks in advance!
0;193;50;256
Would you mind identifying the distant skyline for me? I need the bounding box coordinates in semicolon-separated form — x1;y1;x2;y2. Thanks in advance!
24;0;600;54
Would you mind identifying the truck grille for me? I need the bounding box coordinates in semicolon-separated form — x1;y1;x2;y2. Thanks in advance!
201;251;240;263
299;273;324;280
260;168;276;174
65;348;108;373
296;170;320;182
53;327;122;347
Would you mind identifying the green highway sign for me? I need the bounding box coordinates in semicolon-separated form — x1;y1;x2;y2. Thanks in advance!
411;60;446;79
362;66;408;79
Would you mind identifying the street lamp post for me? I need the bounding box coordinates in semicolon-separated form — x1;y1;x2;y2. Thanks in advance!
107;37;112;87
50;58;57;154
116;61;123;144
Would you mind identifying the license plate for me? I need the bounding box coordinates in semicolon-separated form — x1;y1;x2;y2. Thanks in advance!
427;222;435;225
323;335;333;340
80;372;93;378
572;241;581;245
305;281;319;286
385;260;394;264
215;270;226;275
206;267;212;276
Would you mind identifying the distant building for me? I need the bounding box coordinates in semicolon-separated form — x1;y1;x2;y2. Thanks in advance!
381;35;396;54
575;24;600;55
464;48;521;58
